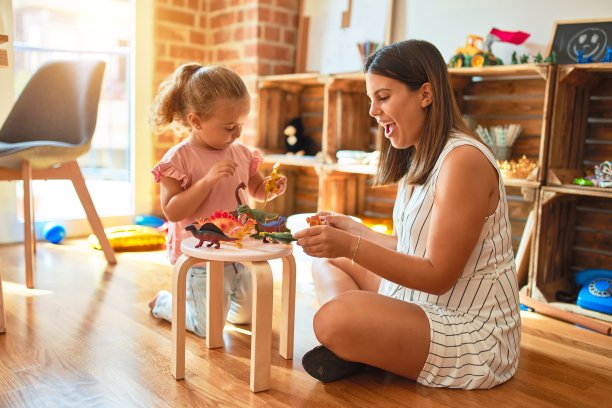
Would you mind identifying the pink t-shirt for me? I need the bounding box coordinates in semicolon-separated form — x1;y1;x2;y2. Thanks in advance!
152;140;262;264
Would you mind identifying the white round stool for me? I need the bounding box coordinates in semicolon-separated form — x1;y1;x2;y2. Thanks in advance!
171;237;296;392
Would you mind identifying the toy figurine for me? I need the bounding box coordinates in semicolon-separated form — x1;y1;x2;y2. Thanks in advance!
511;51;519;65
258;231;296;244
519;54;529;64
602;47;612;63
533;52;543;63
263;162;283;208
284;117;317;156
185;222;238;249
544;50;557;64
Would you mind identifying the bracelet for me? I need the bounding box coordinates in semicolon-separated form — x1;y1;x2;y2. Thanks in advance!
351;235;362;266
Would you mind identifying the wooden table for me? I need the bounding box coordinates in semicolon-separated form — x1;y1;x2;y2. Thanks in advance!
0;33;7;332
171;237;296;392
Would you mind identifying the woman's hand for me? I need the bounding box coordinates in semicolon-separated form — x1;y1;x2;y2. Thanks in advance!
317;211;365;236
293;225;357;259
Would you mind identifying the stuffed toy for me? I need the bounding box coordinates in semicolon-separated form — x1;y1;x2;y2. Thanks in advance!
283;117;317;156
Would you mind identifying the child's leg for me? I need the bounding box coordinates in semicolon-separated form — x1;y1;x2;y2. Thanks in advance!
226;263;253;325
151;268;204;336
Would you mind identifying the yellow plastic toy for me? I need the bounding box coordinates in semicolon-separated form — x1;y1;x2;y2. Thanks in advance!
89;225;166;252
263;162;283;208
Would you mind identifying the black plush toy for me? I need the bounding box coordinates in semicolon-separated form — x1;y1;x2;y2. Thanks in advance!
283;117;317;156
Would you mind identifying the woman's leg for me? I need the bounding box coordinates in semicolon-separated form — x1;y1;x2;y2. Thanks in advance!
312;257;381;305
310;290;431;380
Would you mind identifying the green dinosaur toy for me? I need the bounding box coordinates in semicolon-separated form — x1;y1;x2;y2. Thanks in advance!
258;231;296;244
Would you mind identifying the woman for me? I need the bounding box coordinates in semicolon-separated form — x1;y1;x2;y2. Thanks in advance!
293;39;520;390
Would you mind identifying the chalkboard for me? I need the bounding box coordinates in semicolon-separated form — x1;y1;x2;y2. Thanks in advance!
548;19;612;64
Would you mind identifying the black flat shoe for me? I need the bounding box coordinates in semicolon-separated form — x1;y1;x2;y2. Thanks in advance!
302;345;367;382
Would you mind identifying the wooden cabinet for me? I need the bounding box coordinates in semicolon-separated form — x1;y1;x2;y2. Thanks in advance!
255;65;558;282
0;34;8;67
529;64;612;327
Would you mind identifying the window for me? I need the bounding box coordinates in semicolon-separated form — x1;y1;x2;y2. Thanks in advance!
12;0;132;220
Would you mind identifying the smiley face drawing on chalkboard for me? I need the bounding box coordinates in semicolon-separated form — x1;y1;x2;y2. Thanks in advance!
566;27;608;62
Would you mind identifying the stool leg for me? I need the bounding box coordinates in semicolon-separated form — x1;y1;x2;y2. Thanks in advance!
172;255;200;380
244;261;273;392
206;261;225;349
280;254;296;359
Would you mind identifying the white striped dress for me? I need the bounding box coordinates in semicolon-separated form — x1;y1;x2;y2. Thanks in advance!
378;134;521;389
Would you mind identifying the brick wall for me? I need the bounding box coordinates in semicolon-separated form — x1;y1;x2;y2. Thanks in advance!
152;0;299;214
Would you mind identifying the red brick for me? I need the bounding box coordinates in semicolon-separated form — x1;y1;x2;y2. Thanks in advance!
156;60;176;75
216;48;240;61
156;6;195;26
234;26;257;41
169;44;206;61
172;0;185;7
190;30;205;44
283;29;295;44
210;0;227;12
257;43;290;61
273;64;293;75
157;44;167;56
272;10;288;25
276;0;298;10
188;0;200;10
232;62;258;76
264;26;280;42
260;7;274;23
210;12;236;29
213;29;230;43
244;43;257;57
155;25;186;41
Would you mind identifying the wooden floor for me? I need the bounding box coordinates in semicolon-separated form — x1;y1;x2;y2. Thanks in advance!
0;241;611;408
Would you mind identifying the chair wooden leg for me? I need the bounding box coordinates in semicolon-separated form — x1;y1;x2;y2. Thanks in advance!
0;265;6;334
172;255;201;380
244;261;273;392
67;161;116;265
21;161;34;289
206;261;225;349
280;254;296;360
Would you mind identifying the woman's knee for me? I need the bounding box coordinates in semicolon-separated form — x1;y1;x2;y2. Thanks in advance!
313;291;363;345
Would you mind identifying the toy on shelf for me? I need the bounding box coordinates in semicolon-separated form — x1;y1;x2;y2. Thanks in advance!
575;269;612;315
89;225;165;252
448;28;530;68
574;160;612;188
475;124;522;161
498;155;538;179
283;117;317;156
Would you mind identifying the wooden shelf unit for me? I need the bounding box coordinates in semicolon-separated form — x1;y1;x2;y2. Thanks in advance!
528;64;612;326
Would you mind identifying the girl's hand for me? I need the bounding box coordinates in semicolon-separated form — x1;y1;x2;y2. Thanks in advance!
274;175;288;196
205;160;237;183
293;225;355;259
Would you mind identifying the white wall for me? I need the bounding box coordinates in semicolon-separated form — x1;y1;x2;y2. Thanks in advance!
392;0;612;63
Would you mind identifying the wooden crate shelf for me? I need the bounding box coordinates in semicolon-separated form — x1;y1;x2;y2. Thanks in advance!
450;64;556;184
531;188;611;305
547;64;612;191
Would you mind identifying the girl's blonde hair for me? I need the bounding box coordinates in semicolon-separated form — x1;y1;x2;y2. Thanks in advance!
150;63;249;132
365;40;476;186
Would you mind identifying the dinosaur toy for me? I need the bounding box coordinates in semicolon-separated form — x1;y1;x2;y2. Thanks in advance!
258;231;296;244
256;216;289;243
185;222;238;249
236;204;278;223
196;210;256;248
263;162;283;208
